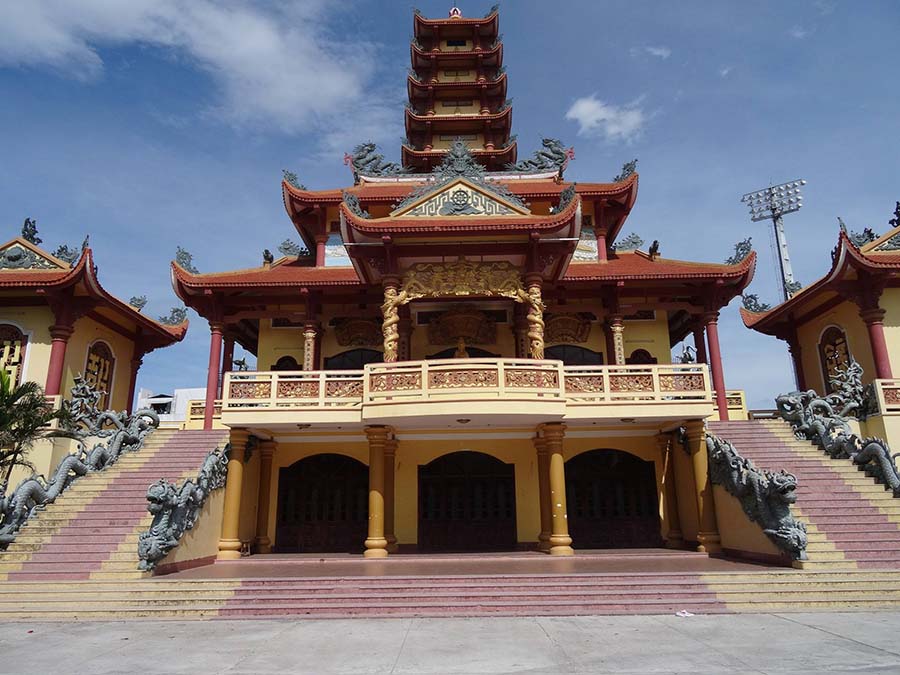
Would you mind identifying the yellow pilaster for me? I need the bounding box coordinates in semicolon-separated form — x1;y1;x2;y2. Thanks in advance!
254;439;276;554
534;435;551;551
658;433;684;549
218;428;249;560
385;437;398;553
686;420;721;554
364;425;390;558
543;422;574;556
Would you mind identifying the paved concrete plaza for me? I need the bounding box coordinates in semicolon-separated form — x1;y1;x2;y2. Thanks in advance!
2;612;900;674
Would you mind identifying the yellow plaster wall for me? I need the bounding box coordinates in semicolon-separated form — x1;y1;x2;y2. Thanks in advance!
238;447;261;545
623;312;672;364
712;484;782;559
61;316;136;412
880;288;900;376
1;306;54;387
155;488;226;573
257;319;305;371
795;300;875;391
672;439;700;543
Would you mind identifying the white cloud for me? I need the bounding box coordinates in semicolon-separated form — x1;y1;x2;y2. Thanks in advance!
565;95;645;142
789;25;811;39
645;46;671;59
719;66;733;78
0;1;385;138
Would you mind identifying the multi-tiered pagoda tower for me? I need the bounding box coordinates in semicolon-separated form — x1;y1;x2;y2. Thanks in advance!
172;6;758;561
404;6;515;172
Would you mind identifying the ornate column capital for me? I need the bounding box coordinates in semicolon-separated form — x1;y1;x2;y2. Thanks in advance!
49;324;75;341
540;422;566;443
860;307;887;324
259;439;276;459
209;320;225;335
701;310;720;326
364;425;392;443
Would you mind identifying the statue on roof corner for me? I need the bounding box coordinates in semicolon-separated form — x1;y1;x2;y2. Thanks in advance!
506;138;573;175
345;142;404;183
613;159;638;183
725;237;753;265
21;218;41;245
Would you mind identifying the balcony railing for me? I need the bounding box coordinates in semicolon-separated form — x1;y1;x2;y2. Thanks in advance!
873;379;900;414
220;360;713;424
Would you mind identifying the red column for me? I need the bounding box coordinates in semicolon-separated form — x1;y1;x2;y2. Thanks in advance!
596;228;608;263
45;324;74;396
692;325;707;364
703;311;729;421
861;308;893;379
204;322;224;431
126;355;142;414
786;334;807;391
220;337;235;397
315;235;328;267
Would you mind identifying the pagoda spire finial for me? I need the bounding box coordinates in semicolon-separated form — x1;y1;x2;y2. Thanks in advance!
449;6;462;18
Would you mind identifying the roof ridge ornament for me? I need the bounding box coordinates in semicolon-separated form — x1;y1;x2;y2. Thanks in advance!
612;232;644;251
21;217;41;245
345;142;405;185
174;246;198;273
392;139;528;212
506;138;574;177
158;307;187;325
342;191;372;219
614;159;638;182
725;237;753;265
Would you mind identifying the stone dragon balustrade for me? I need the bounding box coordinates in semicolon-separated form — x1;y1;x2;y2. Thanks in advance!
0;377;160;549
137;444;230;572
776;361;900;497
706;434;808;560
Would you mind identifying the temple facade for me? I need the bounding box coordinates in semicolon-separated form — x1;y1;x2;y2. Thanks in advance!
0;232;186;484
170;7;759;561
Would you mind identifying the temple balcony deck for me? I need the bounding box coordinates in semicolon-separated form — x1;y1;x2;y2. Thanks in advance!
220;360;714;429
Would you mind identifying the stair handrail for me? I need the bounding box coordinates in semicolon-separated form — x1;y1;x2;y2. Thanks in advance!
706;433;808;560
775;360;900;496
0;377;160;550
137;443;230;572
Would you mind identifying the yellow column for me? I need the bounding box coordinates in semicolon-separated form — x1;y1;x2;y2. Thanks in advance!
218;428;249;560
385;437;398;553
686;420;721;554
658;433;684;549
364;425;389;558
543;423;574;556
254;439;276;554
534;435;551;552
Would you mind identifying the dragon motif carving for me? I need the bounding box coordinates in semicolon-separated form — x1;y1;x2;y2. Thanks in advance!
613;159;637;182
0;378;159;548
506;138;574;175
380;286;408;363
0;243;57;270
776;361;900;496
725;237;753;265
342;191;371;219
613;233;644;251
345;142;404;183
741;294;770;313
706;434;808;560
137;445;230;571
158;307;188;325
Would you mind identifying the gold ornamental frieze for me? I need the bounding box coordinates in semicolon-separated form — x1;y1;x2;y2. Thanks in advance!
544;313;592;344
401;260;523;300
334;317;383;347
427;305;496;345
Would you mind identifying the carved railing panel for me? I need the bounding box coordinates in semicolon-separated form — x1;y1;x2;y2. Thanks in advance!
564;365;711;404
874;379;900;414
223;371;365;410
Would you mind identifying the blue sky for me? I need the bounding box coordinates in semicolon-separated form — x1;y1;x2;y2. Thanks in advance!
1;0;899;407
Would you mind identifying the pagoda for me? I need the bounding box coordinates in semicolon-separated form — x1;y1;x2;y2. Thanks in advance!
173;7;757;561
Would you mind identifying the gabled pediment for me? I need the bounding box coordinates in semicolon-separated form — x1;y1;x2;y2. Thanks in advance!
0;237;70;271
391;177;531;218
868;225;900;253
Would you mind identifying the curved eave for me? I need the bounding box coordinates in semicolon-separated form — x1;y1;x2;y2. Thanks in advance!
78;249;187;344
400;142;516;167
414;11;498;35
405;105;512;131
171;260;361;297
564;250;756;285
744;229;900;334
407;73;507;99
340;196;580;236
410;42;502;63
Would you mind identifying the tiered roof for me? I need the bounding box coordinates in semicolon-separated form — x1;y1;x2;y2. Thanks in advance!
743;224;900;336
0;237;186;352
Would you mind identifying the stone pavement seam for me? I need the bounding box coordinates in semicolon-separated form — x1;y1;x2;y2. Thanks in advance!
389;617;415;674
217;619;297;675
648;614;767;675
772;613;900;660
534;616;579;671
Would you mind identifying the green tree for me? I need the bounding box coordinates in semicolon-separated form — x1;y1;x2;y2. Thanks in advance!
0;370;74;484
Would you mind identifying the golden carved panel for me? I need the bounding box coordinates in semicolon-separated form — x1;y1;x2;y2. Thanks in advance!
334;318;382;347
368;372;422;392
504;369;558;389
545;313;591;344
402;260;523;300
231;381;272;399
429;369;499;389
277;381;318;398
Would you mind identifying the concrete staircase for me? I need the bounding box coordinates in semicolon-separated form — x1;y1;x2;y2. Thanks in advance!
708;419;900;570
0;429;229;582
6;568;900;619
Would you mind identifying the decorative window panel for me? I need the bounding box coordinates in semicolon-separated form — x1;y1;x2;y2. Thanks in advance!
0;324;27;386
85;341;115;408
819;326;850;393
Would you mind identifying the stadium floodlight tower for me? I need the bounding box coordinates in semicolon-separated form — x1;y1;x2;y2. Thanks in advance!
741;179;807;302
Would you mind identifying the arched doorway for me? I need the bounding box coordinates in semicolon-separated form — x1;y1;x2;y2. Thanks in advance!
274;454;368;553
565;449;662;549
418;451;516;551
